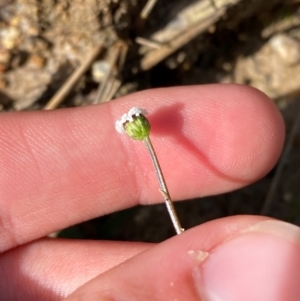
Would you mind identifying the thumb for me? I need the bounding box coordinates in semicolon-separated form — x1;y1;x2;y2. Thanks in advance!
63;216;300;301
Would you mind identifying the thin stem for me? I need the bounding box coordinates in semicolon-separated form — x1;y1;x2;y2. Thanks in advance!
44;44;103;110
140;0;158;19
143;136;184;235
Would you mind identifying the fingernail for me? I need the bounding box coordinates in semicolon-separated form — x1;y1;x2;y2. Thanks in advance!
193;220;300;301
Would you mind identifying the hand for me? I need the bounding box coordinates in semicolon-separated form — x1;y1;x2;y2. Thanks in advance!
1;84;295;301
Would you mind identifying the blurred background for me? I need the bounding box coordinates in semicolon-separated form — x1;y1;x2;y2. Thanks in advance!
1;0;300;242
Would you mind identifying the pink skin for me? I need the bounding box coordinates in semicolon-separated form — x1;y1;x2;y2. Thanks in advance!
199;226;300;301
62;217;300;301
0;84;288;300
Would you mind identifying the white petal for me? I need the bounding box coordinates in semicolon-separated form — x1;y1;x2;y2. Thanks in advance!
128;107;147;119
115;107;147;134
115;119;125;133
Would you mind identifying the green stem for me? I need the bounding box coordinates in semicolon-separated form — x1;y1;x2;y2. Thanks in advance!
143;136;184;235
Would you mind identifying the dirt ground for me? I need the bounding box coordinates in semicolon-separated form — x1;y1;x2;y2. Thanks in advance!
1;0;300;242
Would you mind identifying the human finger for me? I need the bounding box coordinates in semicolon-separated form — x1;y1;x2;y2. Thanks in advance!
0;238;151;301
63;216;300;301
0;85;284;251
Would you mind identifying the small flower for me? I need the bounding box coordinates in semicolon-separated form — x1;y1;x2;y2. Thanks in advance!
115;106;184;235
115;107;150;140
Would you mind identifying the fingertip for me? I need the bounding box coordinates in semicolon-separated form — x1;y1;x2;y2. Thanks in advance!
200;84;285;186
63;217;300;301
196;219;300;301
127;84;285;198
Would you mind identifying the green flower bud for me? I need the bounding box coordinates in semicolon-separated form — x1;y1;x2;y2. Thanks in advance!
124;115;151;140
115;107;150;140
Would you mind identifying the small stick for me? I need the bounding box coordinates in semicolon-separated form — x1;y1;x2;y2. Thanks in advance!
143;136;184;234
135;37;162;50
44;44;102;110
93;42;123;104
140;0;158;19
102;78;121;102
140;8;224;71
117;43;128;73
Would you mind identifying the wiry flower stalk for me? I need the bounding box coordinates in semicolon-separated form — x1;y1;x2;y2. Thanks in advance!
116;107;184;235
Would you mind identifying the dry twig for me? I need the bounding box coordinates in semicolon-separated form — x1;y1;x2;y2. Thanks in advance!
93;41;127;104
103;78;121;103
44;44;102;110
140;0;158;19
135;37;162;49
140;8;225;70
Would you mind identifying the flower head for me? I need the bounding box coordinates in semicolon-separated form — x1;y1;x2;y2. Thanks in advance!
115;107;150;140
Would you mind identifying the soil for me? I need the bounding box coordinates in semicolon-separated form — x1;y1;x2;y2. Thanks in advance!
1;0;300;242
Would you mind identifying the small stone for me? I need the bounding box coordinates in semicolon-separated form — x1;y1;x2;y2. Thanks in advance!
269;34;300;65
92;60;110;83
27;54;46;68
9;16;20;27
0;26;20;50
